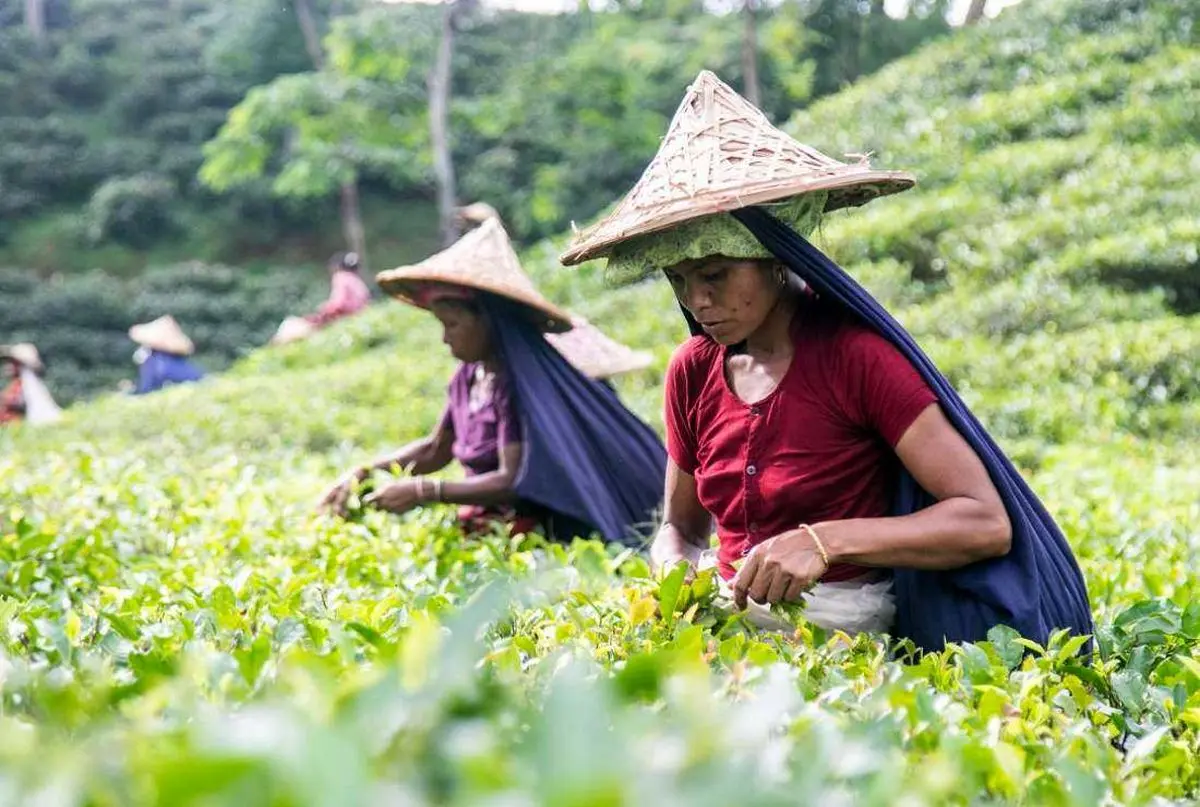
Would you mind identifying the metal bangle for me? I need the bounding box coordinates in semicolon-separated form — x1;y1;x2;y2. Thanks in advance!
797;523;830;569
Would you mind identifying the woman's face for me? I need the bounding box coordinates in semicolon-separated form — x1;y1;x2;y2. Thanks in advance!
664;256;782;345
431;301;492;363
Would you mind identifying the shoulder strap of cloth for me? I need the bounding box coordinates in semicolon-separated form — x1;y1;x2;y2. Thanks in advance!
481;294;666;546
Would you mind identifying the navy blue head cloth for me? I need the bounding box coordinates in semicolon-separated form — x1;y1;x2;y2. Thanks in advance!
713;207;1094;651
481;294;666;547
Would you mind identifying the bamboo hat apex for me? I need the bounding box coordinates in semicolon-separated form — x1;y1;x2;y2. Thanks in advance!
377;217;574;333
560;69;916;265
128;315;195;356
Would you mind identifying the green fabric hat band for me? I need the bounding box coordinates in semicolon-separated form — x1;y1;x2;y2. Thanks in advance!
604;192;827;285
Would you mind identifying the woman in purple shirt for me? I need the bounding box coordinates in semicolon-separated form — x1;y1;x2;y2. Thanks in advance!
319;217;665;545
323;286;542;534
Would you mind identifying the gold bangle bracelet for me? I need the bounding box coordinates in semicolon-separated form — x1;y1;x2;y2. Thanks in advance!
433;479;444;502
798;524;830;569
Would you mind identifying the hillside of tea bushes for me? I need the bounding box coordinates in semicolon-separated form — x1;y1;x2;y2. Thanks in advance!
1;0;1198;803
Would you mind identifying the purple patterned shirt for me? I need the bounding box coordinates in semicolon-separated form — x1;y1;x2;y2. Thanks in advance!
438;362;522;476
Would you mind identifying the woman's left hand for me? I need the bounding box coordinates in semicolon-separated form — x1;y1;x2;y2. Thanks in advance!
731;527;829;609
364;480;426;514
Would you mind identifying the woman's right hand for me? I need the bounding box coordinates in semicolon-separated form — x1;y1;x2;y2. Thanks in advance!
649;525;704;579
318;466;370;517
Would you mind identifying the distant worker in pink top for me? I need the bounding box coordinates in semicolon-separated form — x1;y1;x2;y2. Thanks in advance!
306;251;372;327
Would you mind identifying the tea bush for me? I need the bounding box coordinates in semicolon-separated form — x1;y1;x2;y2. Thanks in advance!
0;262;332;403
1;0;1197;802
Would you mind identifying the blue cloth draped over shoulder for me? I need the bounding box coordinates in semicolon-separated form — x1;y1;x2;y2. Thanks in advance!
481;294;667;546
135;350;205;395
713;207;1094;651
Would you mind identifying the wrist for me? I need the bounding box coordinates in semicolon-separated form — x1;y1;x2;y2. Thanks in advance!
651;529;701;568
414;478;443;503
808;522;846;565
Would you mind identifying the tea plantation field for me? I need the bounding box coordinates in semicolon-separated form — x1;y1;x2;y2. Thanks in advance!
1;0;1198;802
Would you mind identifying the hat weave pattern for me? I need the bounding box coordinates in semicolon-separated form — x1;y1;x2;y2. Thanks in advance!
561;70;915;265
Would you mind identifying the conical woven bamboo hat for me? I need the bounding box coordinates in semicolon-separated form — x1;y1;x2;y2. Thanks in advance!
377;217;573;333
128;315;195;356
546;316;653;380
0;343;45;373
561;70;915;265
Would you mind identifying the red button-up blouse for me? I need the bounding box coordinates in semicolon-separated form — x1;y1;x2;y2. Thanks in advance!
664;303;938;581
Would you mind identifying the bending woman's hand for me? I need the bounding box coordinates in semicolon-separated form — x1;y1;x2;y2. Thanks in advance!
317;466;369;517
650;460;713;579
364;479;426;515
731;528;828;610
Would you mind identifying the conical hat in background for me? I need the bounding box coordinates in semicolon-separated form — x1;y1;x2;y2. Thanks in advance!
560;70;916;265
456;201;501;228
0;343;45;373
547;317;653;380
129;315;195;356
377;217;574;333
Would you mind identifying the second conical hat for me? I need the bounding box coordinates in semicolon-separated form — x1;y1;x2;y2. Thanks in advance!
546;317;653;380
561;70;915;265
128;315;195;356
377;217;574;333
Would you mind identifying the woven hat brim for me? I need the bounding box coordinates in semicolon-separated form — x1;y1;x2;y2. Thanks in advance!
376;270;574;334
561;168;914;265
128;321;195;356
545;321;654;379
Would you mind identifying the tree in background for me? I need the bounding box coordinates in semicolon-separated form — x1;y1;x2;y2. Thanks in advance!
24;0;45;46
742;0;761;106
199;4;432;265
0;0;956;262
964;0;988;25
429;0;473;247
291;0;369;266
802;0;952;97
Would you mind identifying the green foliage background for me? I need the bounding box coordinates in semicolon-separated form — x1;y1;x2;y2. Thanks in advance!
1;0;951;402
0;0;1198;802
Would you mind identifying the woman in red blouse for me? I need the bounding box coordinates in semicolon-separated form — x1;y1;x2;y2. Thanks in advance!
652;258;1011;632
560;72;1014;637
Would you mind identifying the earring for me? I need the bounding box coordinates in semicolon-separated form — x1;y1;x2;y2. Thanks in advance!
776;266;787;287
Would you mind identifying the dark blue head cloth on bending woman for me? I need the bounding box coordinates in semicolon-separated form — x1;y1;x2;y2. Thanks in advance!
680;207;1093;651
480;294;667;547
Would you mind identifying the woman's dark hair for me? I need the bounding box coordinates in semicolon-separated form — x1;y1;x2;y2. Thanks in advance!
430;295;482;315
329;251;362;273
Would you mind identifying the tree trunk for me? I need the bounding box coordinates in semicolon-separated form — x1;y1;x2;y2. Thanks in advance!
294;0;325;68
429;0;460;248
741;0;761;108
25;0;47;46
340;182;367;262
293;0;369;268
964;0;988;25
